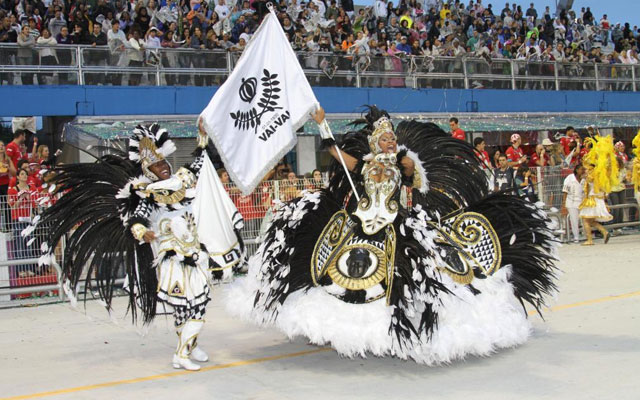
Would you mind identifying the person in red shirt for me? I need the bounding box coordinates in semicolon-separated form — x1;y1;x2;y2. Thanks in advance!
560;126;579;155
473;137;491;168
7;168;38;283
0;141;18;232
449;117;466;141
615;141;629;163
529;144;550;167
505;133;527;168
579;138;591;161
5;130;28;170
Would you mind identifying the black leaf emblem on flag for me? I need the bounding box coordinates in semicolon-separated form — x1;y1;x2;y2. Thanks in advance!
230;69;283;134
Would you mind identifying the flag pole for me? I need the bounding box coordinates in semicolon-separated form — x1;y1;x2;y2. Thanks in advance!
265;2;360;202
327;128;361;202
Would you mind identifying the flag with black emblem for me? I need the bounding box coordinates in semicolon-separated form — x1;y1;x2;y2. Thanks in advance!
199;7;319;195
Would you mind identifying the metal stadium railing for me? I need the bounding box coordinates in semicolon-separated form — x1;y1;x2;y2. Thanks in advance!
1;43;639;91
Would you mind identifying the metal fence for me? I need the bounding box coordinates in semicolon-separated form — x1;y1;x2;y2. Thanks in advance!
1;43;640;91
0;191;61;304
1;170;638;305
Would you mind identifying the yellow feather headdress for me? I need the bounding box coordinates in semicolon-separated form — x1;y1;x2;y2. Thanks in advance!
632;130;640;192
582;135;619;194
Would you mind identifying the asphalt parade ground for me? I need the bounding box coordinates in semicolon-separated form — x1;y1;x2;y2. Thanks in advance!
1;234;638;400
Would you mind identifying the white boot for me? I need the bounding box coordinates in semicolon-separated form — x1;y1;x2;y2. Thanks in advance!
176;321;209;362
172;320;204;371
190;346;209;362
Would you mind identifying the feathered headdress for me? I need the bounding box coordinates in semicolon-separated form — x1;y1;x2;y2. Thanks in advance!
632;130;640;192
128;123;177;181
582;135;619;194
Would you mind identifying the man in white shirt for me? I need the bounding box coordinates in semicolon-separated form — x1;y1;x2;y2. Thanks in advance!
214;0;230;20
562;164;586;243
374;0;387;21
107;20;128;84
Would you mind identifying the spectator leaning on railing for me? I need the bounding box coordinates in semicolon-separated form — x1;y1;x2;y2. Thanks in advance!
7;167;38;277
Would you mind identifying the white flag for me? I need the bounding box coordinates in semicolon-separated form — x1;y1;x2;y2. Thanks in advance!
199;9;318;195
193;153;244;276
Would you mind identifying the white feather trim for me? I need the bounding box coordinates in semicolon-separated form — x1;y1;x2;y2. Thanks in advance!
398;145;429;193
228;261;531;365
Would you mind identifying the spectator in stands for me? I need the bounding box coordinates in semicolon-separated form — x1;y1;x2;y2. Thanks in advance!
548;142;564;167
48;7;66;39
600;14;611;47
6;130;27;170
505;133;527;167
473;137;491;168
34;144;59;167
615;141;629;163
107;20;127;85
515;164;537;201
492;149;502;169
529;143;549;167
0;16;17;43
494;154;516;192
386;41;405;87
85;23;108;84
127;29;145;86
8;167;38;278
36;28;58;85
17;25;36;84
0;141;17;232
56;26;74;83
311;169;324;189
449;117;465;140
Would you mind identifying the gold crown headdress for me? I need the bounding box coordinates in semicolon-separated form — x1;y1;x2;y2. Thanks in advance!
129;124;177;181
368;117;395;154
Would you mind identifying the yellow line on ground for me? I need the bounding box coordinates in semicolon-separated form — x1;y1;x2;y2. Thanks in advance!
1;348;332;400
528;290;640;316
4;290;640;400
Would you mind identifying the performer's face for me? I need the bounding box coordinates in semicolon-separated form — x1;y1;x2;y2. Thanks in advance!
148;160;172;180
378;132;397;153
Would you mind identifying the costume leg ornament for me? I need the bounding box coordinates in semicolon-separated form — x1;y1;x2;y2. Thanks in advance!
172;304;207;370
188;304;209;362
582;218;594;245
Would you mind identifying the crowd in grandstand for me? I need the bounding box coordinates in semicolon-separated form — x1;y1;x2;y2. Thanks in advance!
2;0;640;85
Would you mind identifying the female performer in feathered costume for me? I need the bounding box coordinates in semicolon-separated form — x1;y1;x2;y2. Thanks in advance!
28;122;245;371
229;105;559;365
632;131;640;206
578;134;619;245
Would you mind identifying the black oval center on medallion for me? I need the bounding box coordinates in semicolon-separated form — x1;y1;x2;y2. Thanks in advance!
346;248;372;279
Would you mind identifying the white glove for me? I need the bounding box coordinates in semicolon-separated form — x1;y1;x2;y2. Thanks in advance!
318;119;333;140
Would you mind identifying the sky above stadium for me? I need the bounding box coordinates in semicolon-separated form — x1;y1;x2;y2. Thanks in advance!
354;1;640;28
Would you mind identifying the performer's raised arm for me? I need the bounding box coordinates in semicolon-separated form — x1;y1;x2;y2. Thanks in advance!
312;106;358;171
185;119;211;178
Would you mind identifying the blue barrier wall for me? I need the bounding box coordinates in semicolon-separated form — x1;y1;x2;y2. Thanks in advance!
2;85;640;117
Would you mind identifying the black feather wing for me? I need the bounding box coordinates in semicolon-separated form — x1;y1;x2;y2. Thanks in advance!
394;120;489;216
35;155;157;323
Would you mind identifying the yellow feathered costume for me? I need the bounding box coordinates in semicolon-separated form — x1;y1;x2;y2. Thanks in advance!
632;130;640;193
582;135;619;195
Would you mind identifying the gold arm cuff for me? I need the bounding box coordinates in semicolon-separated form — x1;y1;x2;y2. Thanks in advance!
131;223;148;241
